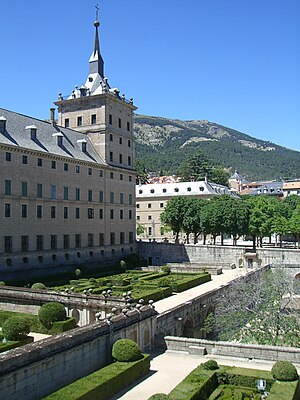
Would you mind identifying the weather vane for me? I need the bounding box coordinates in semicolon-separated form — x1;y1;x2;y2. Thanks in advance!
95;3;100;21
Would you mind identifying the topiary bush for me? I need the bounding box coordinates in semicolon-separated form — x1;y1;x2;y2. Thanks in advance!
75;268;82;278
202;359;219;370
38;302;66;328
271;361;299;381
161;265;171;275
2;316;30;340
148;395;169;400
158;278;172;288
0;281;6;286
112;339;143;362
31;282;46;290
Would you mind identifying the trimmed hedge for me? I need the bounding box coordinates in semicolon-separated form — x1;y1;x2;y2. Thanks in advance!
38;302;66;328
2;316;30;340
172;274;211;293
0;336;33;353
31;283;46;290
50;318;77;334
148;395;169;400
271;361;299;382
44;354;150;400
112;339;142;362
202;360;219;370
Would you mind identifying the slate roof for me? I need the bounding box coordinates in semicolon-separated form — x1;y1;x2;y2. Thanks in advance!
0;108;106;165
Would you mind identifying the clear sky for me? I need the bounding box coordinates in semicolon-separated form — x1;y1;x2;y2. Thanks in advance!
0;0;299;150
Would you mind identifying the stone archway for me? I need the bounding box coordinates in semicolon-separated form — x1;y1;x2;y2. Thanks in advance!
71;308;80;324
182;317;195;338
295;273;300;281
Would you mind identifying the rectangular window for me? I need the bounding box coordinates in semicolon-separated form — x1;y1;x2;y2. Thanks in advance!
99;191;104;202
50;235;57;250
119;137;123;145
148;215;152;220
21;235;29;252
77;116;82;127
37;183;43;198
99;170;103;177
110;152;113;162
88;208;94;219
119;154;123;163
5;152;11;161
99;208;104;219
4;180;11;195
4;236;12;253
127;121;130;131
99;233;104;246
75;188;80;201
128;156;131;166
129;210;133;219
109;114;112;125
37;205;42;218
88;167;92;175
110;172;114;179
110;209;114;219
36;235;44;251
120;174;123;181
63;186;69;200
37;158;43;167
21;204;27;218
22;155;28;164
136;203;140;209
76;165;80;173
129;175;132;182
51;206;56;219
120;209;124;219
63;234;70;250
160;203;164;208
63;206;68;219
120;193;124;204
64;163;69;171
148;227;152;236
51;160;56;169
120;232;125;245
65;118;69;128
137;215;140;220
128;140;131;147
75;207;80;219
91;114;96;124
75;234;81;248
88;233;94;247
88;189;93;202
148;203;151;208
110;232;115;245
5;203;11;217
129;194;133;205
51;185;57;199
110;192;114;203
118;118;122;128
110;134;113;142
129;232;134;243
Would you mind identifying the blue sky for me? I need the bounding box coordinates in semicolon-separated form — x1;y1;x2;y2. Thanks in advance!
0;0;299;150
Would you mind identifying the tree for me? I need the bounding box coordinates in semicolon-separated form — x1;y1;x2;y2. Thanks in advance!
289;205;300;248
179;150;212;182
213;268;300;346
210;167;230;187
160;196;190;242
271;215;289;247
182;198;207;244
136;223;146;236
135;160;148;184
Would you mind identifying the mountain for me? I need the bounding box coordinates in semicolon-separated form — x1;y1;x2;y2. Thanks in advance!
134;114;300;181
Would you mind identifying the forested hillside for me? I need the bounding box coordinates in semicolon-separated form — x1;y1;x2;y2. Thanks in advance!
134;114;300;181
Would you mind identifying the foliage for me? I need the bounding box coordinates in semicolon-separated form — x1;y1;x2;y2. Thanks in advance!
161;265;171;274
271;361;299;382
0;336;33;353
202;360;219;370
50;318;77;334
147;395;169;400
0;281;6;286
112;339;143;362
161;196;191;242
214;268;300;346
38;302;66;329
74;268;82;278
136;223;146;236
31;282;46;290
124;253;141;268
2;316;30;340
119;260;127;271
157;278;172;288
44;355;150;400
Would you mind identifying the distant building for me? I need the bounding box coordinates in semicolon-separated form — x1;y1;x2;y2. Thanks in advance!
0;19;137;275
283;181;300;197
240;181;284;198
136;180;237;241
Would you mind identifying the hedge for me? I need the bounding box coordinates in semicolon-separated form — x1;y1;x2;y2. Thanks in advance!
50;318;77;334
44;354;150;400
0;336;33;353
172;274;211;293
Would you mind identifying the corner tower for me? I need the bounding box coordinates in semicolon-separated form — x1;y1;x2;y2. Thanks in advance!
54;18;137;170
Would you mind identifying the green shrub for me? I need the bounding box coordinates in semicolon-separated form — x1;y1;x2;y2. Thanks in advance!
148;395;169;400
120;260;127;271
271;361;299;382
124;253;141;268
50;317;77;334
75;269;82;278
0;336;33;353
0;281;6;286
31;282;46;290
158;278;172;288
38;302;66;328
2;316;30;340
161;265;171;275
203;360;219;370
112;339;142;362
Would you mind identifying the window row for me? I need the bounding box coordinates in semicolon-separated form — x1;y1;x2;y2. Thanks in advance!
108;115;131;132
109;134;131;147
3;204;134;220
109;152;132;166
136;203;164;209
138;186;205;195
3;231;134;253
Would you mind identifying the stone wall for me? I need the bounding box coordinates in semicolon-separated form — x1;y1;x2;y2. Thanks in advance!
0;306;156;400
165;336;300;364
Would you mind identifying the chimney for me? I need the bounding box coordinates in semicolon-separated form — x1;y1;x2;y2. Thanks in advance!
77;138;87;152
0;116;7;134
25;125;37;141
50;108;55;124
52;132;63;146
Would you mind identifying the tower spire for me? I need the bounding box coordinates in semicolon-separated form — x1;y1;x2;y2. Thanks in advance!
89;4;104;77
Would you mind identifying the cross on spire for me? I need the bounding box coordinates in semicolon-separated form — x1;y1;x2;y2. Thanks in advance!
95;3;100;22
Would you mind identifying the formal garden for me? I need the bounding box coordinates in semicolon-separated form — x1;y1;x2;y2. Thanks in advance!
148;360;300;400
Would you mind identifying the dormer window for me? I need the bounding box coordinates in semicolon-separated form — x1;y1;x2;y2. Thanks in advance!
52;132;63;146
174;188;179;192
150;189;155;193
77;139;87;152
25;125;37;141
139;189;143;194
187;187;191;192
0;116;7;133
162;188;167;193
199;186;204;191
